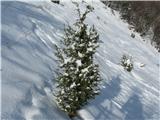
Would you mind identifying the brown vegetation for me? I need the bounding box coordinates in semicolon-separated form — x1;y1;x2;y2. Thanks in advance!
102;1;160;51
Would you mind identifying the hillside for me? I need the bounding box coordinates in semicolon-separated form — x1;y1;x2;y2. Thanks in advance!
103;1;160;51
1;1;159;120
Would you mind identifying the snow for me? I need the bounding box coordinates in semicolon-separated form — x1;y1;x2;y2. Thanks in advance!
76;59;82;67
71;43;76;50
64;57;71;64
70;82;76;89
87;47;93;52
126;59;131;65
78;51;84;58
81;67;89;73
64;73;69;76
89;41;98;47
1;0;159;120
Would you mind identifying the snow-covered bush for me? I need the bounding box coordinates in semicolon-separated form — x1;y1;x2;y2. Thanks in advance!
55;3;101;118
121;54;133;72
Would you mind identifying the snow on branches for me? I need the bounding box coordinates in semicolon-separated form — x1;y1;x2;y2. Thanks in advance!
55;2;101;118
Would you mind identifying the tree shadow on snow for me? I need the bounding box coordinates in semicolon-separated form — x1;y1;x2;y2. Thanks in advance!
82;76;145;120
121;93;144;120
84;75;122;119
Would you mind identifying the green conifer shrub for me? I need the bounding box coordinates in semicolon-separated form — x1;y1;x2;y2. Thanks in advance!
55;2;101;118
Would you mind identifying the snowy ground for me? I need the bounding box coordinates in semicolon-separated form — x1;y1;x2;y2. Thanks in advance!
1;1;159;120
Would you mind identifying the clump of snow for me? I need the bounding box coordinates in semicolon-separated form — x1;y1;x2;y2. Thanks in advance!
78;51;84;58
81;67;89;73
70;82;76;89
76;60;82;67
64;73;69;76
87;47;93;52
71;43;76;50
64;57;71;64
79;43;85;47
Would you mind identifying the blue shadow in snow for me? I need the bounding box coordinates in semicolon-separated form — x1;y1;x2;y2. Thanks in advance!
85;75;122;120
121;93;144;120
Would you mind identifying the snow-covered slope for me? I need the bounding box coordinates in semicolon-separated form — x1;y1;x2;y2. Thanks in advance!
2;1;159;120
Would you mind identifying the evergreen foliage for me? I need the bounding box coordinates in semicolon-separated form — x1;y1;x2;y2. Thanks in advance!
55;2;101;117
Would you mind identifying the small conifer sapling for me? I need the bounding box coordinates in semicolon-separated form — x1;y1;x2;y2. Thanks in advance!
55;2;101;118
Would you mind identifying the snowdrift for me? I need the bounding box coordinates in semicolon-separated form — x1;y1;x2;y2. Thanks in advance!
1;1;159;120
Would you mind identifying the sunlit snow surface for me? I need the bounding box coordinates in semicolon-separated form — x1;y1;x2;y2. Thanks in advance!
2;1;159;120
